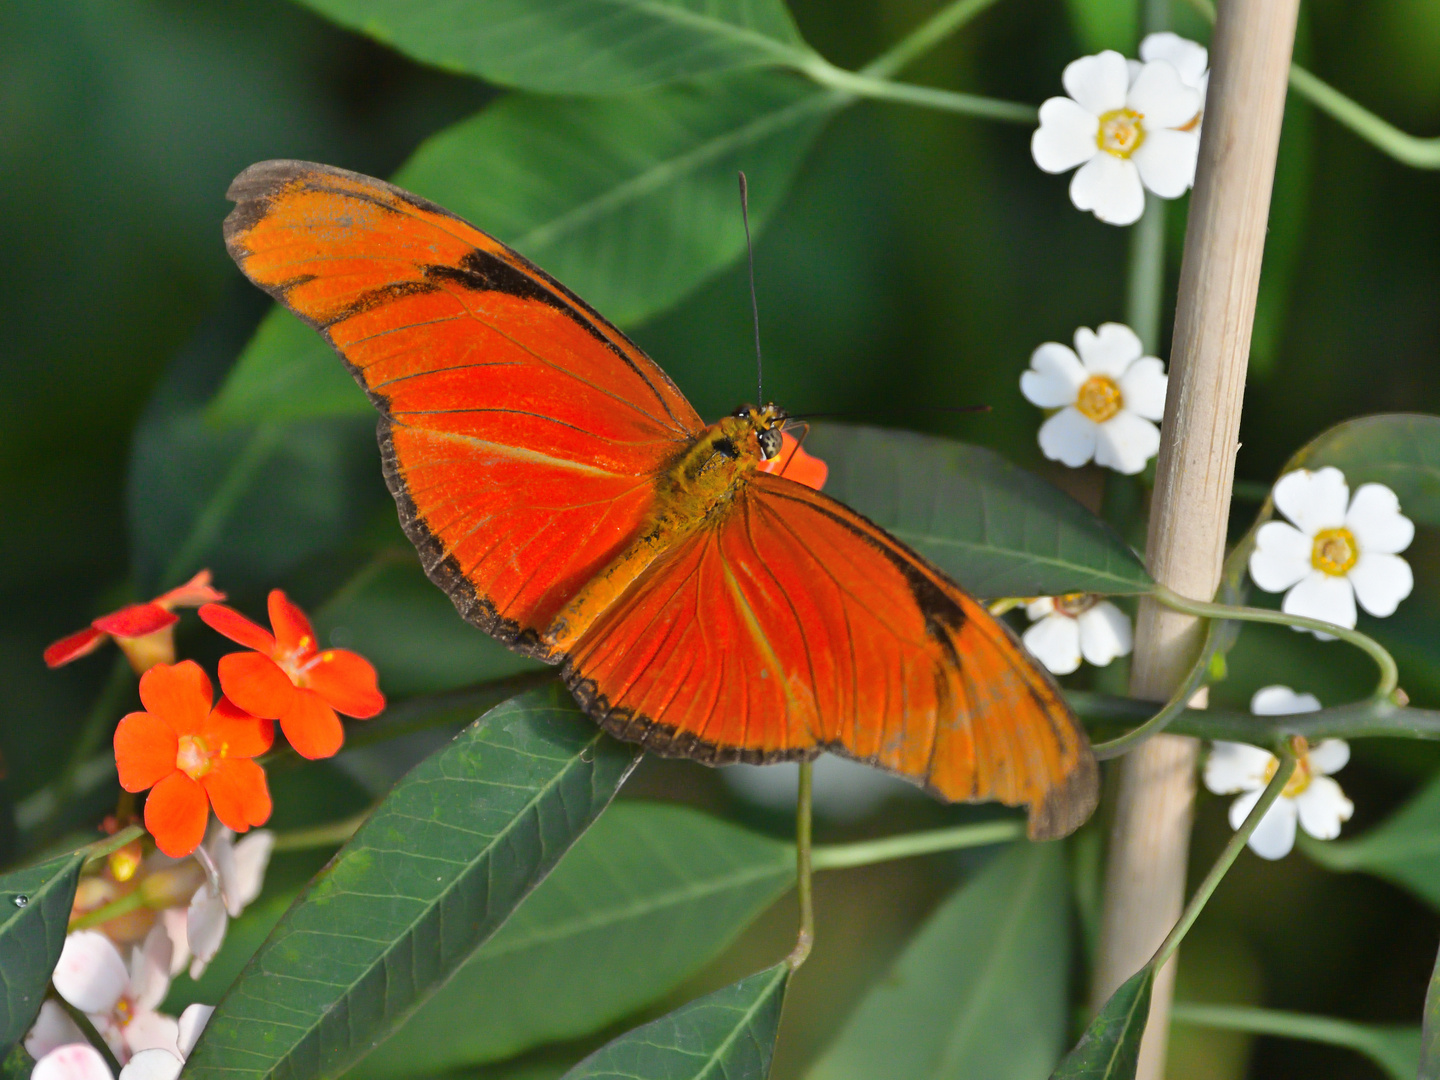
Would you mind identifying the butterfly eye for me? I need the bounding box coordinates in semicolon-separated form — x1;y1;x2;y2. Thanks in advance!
757;427;783;460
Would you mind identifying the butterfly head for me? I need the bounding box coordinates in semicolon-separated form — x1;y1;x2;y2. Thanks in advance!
735;403;788;461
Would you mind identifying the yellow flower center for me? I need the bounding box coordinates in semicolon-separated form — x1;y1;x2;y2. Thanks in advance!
115;996;135;1026
1263;737;1314;798
1055;593;1098;617
176;734;216;780
1076;375;1124;423
1311;527;1358;576
1097;108;1146;157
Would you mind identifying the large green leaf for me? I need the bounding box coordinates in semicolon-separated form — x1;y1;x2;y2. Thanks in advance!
806;424;1152;598
1288;413;1440;526
354;802;791;1077
181;686;640;1080
0;849;86;1053
1050;967;1154;1080
560;963;789;1080
1423;943;1440;1078
806;841;1068;1080
295;0;813;93
1304;770;1440;908
210;72;840;426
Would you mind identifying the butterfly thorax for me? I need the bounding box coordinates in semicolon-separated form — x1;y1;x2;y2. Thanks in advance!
541;405;785;656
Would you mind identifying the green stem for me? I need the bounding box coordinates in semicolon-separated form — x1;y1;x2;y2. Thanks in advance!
1125;198;1168;353
787;760;815;970
58;999;122;1077
798;57;1036;124
1090;634;1212;760
1152;583;1399;699
1182;0;1440;169
271;812;370;852
69;887;148;931
163;422;281;583
1171;1003;1406;1063
860;0;1006;80
812;819;1024;869
1153;748;1295;969
83;824;145;866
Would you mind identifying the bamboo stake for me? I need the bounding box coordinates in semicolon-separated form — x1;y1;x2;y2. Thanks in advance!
1091;2;1302;1077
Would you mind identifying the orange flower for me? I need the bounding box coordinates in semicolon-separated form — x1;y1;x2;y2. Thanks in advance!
114;661;273;858
45;571;226;674
199;590;384;760
757;430;829;491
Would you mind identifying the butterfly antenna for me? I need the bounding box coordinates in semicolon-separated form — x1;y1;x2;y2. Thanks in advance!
738;172;763;404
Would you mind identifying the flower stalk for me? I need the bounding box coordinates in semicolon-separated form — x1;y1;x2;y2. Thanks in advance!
787;760;815;970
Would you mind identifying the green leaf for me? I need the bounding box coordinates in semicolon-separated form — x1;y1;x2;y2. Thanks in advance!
1304;770;1440;907
209;73;840;425
1173;1003;1418;1080
1423;942;1440;1078
559;962;789;1080
0;850;86;1054
1062;0;1136;54
806;423;1152;598
1288;413;1440;526
315;560;544;698
2;1044;36;1080
294;0;813;93
806;841;1069;1080
353;803;792;1077
181;685;640;1080
1050;966;1154;1080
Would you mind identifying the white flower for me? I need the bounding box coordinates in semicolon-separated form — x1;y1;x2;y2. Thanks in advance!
1139;33;1208;115
1031;50;1202;224
25;1000;88;1060
723;754;915;821
32;1044;186;1080
1248;468;1414;637
185;827;273;978
1203;686;1353;860
50;927;208;1062
1021;323;1167;474
1021;595;1133;675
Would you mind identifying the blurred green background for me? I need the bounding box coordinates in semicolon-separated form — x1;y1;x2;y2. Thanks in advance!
2;1;1438;1077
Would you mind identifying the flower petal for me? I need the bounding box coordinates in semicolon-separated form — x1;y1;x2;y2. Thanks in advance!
1037;407;1099;467
1026;597;1057;619
268;589;317;656
1296;775;1354;840
177;1004;215;1058
1069;153;1145;225
1126;59;1202;128
1307;739;1351;776
1248;522;1313;593
1241;796;1299;860
225;831;275;916
53;930;129;1015
203;696;274;759
1076;601;1133;666
1283;571;1357;632
198;602;276;654
1062;50;1129;115
1093;411;1160;475
304;649;385;718
1272;467;1349;534
1204;742;1274;794
44;626;108;668
145;772;210;858
1032;97;1100;174
202;758;273;832
138;661;212;735
1346;483;1414;555
33;1044;115;1080
1132;128;1199;198
130;925;174;1011
118;1050;183;1080
115;712;179;793
1074;322;1144;378
1249;685;1321;715
123;1011;180;1058
1348;551;1413;618
93;603;178;641
154;570;225;611
1117;356;1167;420
186;882;228;971
217;652;296;720
756;431;828;490
1022;613;1083;675
1021;343;1087;407
25;1000;89;1060
279;690;345;759
1140;32;1209;88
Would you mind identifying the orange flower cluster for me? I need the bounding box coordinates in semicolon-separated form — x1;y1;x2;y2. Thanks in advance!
47;579;385;858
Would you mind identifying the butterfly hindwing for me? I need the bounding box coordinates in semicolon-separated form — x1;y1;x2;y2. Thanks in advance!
224;161;703;655
564;472;1098;840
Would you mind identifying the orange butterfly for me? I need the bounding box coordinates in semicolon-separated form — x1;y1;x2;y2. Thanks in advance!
223;161;1098;839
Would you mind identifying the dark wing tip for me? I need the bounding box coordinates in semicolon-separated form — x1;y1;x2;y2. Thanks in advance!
225;159;349;204
1026;747;1100;841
